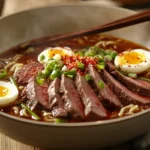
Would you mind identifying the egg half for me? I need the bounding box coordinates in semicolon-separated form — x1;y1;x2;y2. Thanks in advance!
38;47;73;63
0;81;19;107
114;49;150;74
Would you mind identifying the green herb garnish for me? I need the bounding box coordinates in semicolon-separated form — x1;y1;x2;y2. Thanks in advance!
10;76;18;88
21;103;41;120
128;73;137;78
0;69;7;79
85;74;92;81
77;61;85;69
98;80;105;89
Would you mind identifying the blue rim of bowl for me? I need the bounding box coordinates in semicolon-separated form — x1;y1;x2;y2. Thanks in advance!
1;4;149;127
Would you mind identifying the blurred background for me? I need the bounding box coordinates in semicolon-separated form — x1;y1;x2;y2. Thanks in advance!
0;0;150;17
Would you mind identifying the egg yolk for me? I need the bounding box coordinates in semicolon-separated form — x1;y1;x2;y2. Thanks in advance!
48;49;65;58
119;51;146;65
0;86;8;97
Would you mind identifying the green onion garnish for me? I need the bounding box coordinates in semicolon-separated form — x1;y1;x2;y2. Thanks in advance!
128;73;137;78
98;80;105;89
50;70;61;80
21;103;41;120
99;61;105;66
36;76;45;85
10;76;18;88
67;75;74;79
97;64;105;70
75;51;84;57
105;49;112;55
85;74;92;81
110;51;117;59
0;69;7;79
104;55;113;61
64;68;77;76
97;49;107;55
138;77;150;82
77;61;85;69
40;55;45;61
54;64;61;70
96;54;103;60
55;118;67;123
84;49;96;57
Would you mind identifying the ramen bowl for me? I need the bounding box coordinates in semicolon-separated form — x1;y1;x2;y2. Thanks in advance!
0;4;150;149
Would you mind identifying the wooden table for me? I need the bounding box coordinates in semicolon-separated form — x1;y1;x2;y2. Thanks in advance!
0;133;133;150
0;133;41;150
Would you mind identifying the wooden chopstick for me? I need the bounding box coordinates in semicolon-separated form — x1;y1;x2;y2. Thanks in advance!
27;9;150;48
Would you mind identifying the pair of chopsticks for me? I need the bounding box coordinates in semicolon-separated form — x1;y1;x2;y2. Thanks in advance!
27;9;150;48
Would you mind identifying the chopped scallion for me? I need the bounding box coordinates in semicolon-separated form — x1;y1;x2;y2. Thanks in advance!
50;70;61;80
0;69;7;79
85;74;92;81
98;49;107;55
36;76;45;85
77;61;85;69
96;54;103;60
97;64;105;70
55;118;67;123
128;73;137;78
64;68;77;76
67;74;74;79
98;80;104;89
21;103;41;120
54;64;61;70
99;61;105;66
75;51;84;57
138;77;150;82
10;76;18;88
110;51;117;59
38;71;48;78
105;50;112;55
104;55;113;61
84;49;96;57
40;55;45;61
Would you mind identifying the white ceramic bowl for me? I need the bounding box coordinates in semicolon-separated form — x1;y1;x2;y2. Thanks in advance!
0;4;150;149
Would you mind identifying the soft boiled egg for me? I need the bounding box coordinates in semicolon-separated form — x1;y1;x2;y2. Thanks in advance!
0;81;19;107
38;47;73;63
114;49;150;74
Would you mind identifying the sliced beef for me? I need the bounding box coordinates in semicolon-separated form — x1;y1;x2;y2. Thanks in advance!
26;78;50;110
61;74;85;120
48;78;68;117
101;70;150;105
106;61;150;96
14;62;43;84
75;73;108;120
88;65;122;108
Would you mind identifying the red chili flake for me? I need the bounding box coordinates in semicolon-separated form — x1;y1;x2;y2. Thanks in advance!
62;55;97;75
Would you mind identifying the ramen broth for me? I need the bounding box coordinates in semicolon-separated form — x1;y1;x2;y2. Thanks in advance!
0;34;150;123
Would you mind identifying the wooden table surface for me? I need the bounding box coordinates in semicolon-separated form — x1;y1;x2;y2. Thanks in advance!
0;133;42;150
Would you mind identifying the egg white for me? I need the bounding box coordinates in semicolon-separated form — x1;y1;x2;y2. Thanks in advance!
0;81;19;107
114;49;150;74
38;47;73;64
